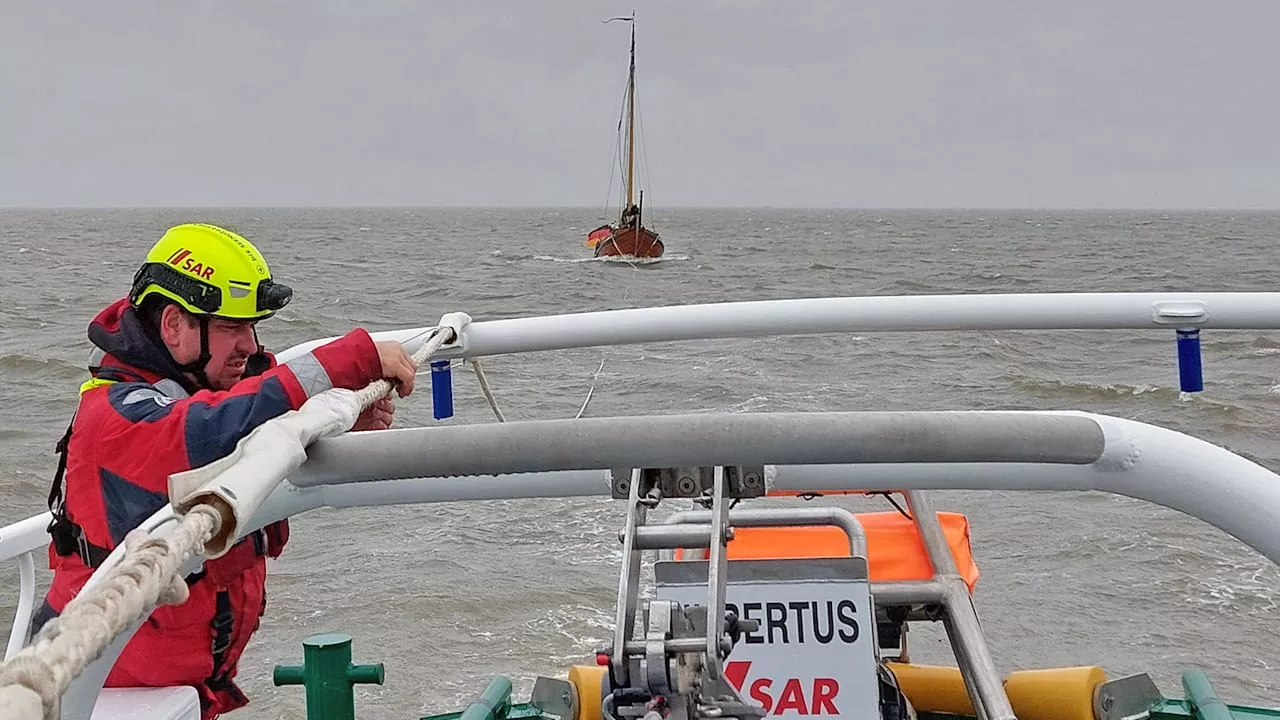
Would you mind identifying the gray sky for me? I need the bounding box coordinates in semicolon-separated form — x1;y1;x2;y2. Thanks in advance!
2;1;1278;209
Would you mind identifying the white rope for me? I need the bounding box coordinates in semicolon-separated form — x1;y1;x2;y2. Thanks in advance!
0;508;219;720
574;289;626;420
575;355;608;420
466;349;606;423
469;359;506;422
0;315;467;720
354;324;457;408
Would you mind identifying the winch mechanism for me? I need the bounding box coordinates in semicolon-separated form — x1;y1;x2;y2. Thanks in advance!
596;465;768;720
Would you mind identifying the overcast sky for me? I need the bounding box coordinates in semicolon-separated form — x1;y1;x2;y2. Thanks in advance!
2;1;1278;209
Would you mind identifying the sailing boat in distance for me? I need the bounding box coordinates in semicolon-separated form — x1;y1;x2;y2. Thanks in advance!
585;14;665;260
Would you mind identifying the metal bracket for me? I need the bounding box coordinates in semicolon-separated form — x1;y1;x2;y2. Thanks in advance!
610;466;766;500
530;677;578;720
1151;300;1208;325
1094;673;1165;720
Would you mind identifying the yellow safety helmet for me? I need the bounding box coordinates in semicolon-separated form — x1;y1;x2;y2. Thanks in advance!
128;223;292;320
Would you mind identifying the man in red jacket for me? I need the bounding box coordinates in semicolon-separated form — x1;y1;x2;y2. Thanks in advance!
35;223;418;718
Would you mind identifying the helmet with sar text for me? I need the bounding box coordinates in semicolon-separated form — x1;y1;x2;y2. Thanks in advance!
129;223;293;320
127;223;294;389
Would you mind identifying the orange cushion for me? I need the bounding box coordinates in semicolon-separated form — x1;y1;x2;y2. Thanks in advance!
675;511;979;593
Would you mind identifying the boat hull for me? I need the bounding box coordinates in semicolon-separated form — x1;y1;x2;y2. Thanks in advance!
593;225;664;259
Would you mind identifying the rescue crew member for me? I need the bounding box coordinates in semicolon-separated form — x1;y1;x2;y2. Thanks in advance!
33;223;418;719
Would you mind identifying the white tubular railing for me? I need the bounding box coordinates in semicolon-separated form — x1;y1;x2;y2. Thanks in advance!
1;512;53;662
274;292;1280;363
235;410;1280;568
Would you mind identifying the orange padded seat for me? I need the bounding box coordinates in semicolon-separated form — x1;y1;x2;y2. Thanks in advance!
675;511;979;593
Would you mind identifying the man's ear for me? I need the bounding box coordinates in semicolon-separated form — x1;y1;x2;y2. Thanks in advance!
157;303;192;348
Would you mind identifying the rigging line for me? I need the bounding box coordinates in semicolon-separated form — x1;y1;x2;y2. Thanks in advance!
632;84;654;218
615;77;630;211
602;80;627;215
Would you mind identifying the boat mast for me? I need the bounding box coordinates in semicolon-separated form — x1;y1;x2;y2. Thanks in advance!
624;17;637;209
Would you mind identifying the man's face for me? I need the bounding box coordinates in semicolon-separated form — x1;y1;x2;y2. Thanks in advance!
161;305;259;390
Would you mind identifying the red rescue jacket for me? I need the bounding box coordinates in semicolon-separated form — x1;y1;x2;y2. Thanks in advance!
41;298;384;718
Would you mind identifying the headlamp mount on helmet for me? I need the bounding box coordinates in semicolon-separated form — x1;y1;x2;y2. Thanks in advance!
256;278;293;314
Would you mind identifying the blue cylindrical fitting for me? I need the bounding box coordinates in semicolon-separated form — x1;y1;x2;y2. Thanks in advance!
431;359;454;419
1176;328;1203;393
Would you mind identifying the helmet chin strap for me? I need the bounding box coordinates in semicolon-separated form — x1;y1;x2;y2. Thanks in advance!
167;316;269;390
174;315;215;391
177;320;272;389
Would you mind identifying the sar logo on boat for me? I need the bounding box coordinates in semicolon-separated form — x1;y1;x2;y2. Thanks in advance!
725;660;842;716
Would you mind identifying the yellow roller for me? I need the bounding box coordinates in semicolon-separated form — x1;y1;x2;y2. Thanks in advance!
1004;666;1107;720
884;662;1107;720
886;662;976;716
568;665;607;720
